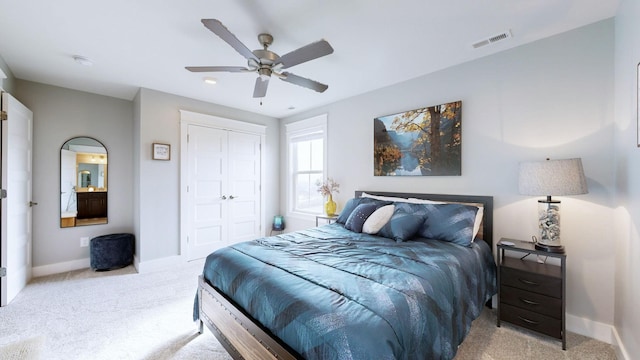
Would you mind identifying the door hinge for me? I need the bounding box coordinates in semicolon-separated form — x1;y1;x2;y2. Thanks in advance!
0;268;6;277
0;110;7;121
1;189;6;199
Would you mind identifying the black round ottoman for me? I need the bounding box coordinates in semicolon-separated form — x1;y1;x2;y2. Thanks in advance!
90;233;134;271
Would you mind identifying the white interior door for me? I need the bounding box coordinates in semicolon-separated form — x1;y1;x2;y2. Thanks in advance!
186;125;228;260
185;125;262;261
1;91;33;306
227;131;261;243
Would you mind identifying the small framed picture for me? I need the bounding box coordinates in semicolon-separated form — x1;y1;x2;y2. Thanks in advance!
152;143;171;160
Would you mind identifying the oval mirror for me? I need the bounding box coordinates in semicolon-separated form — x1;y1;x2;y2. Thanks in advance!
60;137;108;227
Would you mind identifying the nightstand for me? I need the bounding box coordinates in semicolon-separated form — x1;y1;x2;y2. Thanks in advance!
497;238;567;350
315;214;338;226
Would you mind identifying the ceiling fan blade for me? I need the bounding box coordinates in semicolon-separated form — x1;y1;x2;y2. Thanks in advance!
277;40;334;69
201;19;259;62
280;72;328;93
253;77;270;98
185;66;249;72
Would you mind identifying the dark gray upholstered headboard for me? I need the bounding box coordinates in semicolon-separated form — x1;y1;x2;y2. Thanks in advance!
354;191;494;251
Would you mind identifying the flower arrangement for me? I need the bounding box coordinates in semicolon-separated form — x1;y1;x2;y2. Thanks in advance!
316;177;340;197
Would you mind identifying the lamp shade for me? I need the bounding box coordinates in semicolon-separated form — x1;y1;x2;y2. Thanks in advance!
518;158;588;196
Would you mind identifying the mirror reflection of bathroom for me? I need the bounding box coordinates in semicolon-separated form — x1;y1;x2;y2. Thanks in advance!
60;137;108;227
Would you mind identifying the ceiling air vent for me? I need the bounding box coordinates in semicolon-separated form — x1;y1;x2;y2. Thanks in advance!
472;30;512;49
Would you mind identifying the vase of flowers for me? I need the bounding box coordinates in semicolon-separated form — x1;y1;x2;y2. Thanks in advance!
316;178;340;216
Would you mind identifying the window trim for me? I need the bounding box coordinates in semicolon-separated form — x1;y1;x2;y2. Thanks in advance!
285;114;328;219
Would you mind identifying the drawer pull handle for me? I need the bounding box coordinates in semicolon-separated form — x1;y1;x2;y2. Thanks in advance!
518;278;539;286
518;316;540;325
519;298;540;306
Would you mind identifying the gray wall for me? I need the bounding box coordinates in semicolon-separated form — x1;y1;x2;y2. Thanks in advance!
134;88;280;266
10;82;280;271
14;80;135;269
282;20;616;339
613;0;640;357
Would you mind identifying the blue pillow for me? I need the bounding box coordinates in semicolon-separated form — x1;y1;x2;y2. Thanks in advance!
377;208;426;242
337;198;369;224
418;204;478;246
344;204;378;233
336;197;390;224
393;201;430;218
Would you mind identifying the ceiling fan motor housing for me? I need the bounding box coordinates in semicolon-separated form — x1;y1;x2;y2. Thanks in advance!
252;49;279;66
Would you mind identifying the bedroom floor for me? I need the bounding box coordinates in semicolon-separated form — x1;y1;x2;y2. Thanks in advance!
0;260;615;360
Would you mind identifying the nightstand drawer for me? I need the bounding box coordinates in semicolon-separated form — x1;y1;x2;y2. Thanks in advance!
501;267;561;298
500;303;562;339
500;285;562;319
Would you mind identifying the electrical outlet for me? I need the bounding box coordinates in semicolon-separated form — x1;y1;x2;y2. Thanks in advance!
80;237;90;247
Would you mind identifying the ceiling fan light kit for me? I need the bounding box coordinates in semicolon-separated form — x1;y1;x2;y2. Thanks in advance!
186;19;333;99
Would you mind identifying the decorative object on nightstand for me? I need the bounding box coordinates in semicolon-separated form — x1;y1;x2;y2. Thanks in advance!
270;216;285;236
497;238;567;350
518;158;588;253
316;177;340;216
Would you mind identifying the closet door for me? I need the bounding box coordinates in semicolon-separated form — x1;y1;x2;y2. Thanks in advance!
227;131;261;244
187;125;229;261
185;125;261;261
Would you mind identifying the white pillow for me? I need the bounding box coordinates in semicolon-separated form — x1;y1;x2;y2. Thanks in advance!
362;205;395;234
406;198;445;204
472;206;484;240
361;192;409;202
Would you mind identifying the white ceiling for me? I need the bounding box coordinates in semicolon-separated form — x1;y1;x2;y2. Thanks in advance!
0;0;619;118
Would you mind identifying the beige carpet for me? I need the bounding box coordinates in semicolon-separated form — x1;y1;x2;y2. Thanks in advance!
0;259;616;360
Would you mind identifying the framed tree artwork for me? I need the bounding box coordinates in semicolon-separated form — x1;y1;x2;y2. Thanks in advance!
374;100;462;176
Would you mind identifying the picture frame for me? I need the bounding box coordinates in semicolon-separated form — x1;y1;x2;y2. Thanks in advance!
152;143;171;160
374;100;462;176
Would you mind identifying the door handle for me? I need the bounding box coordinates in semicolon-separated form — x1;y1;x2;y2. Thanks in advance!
220;195;227;200
29;201;38;207
229;195;236;199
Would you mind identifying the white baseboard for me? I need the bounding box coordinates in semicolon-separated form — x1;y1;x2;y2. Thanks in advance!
134;255;183;273
566;313;613;344
32;255;184;277
32;258;90;277
611;326;631;360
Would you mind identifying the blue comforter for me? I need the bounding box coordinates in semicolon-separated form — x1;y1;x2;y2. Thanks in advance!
198;224;496;359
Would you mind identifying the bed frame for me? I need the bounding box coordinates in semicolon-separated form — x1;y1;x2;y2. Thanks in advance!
197;191;494;360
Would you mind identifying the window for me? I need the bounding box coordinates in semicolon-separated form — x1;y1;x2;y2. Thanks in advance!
286;114;327;216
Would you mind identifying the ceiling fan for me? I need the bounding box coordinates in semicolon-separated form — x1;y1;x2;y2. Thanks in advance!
186;19;334;99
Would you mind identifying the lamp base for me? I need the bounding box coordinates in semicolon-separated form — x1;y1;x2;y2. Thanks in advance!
535;243;565;254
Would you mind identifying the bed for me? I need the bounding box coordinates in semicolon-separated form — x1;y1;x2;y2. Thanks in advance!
195;191;496;359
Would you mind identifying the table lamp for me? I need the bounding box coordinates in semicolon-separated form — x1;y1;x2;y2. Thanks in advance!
518;158;588;253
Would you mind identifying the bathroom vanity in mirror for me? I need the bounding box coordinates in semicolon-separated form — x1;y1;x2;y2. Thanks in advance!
60;137;108;227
